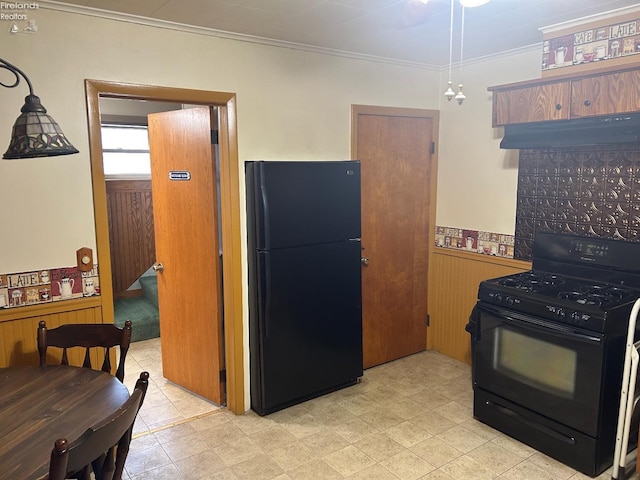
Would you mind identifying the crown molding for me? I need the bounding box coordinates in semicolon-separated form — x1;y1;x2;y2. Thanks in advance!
539;4;640;34
38;1;441;70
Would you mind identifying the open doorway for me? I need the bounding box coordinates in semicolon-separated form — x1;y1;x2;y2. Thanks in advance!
84;80;244;414
100;98;182;342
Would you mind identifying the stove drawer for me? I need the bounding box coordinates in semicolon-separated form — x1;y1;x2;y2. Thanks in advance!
474;388;610;477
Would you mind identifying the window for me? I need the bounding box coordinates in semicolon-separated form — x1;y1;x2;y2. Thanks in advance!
101;125;151;177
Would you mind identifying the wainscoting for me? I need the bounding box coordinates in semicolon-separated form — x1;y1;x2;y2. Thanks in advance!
0;297;106;367
428;248;531;364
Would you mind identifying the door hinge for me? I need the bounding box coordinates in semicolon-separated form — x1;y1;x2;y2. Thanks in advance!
430;142;435;154
211;129;219;145
425;314;430;327
219;368;226;383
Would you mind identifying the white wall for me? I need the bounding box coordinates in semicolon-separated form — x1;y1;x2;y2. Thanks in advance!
436;47;542;234
0;7;441;273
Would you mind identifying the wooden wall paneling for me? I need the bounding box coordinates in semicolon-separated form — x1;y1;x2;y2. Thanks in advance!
106;180;156;296
428;249;530;364
0;303;104;368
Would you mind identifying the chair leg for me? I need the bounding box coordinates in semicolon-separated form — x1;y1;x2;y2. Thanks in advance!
112;431;133;480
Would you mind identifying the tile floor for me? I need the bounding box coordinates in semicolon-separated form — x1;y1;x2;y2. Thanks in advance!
122;338;639;480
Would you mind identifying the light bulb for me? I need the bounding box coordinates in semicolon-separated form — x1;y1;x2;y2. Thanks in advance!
455;84;466;105
444;81;455;101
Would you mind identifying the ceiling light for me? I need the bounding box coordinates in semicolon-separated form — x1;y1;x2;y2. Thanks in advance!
459;0;490;7
1;57;79;159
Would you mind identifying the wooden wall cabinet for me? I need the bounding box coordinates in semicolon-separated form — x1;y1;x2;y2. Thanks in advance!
489;66;640;127
571;69;640;118
493;82;570;125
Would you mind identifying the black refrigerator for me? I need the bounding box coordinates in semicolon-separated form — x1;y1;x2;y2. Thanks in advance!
246;160;363;416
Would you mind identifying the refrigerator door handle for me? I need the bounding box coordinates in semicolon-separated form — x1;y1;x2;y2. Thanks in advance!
261;253;272;339
260;184;271;249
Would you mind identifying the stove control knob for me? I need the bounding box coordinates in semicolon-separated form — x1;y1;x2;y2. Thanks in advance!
570;312;580;323
494;294;503;303
556;308;566;319
505;297;515;306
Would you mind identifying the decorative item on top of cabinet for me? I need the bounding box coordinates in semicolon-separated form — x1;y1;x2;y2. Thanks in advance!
489;66;640;127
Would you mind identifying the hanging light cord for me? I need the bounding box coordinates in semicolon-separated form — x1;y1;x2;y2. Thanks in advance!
459;6;465;73
448;0;454;81
449;0;453;80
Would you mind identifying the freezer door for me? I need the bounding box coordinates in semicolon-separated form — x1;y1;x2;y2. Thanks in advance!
247;161;361;250
251;240;363;415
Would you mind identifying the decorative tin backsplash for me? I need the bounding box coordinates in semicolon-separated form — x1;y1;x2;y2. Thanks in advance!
515;145;640;261
435;226;515;258
0;265;100;309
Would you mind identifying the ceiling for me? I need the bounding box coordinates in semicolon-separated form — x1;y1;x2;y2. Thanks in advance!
47;0;640;66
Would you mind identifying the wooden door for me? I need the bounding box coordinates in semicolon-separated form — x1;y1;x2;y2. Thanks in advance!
148;107;224;404
353;107;434;369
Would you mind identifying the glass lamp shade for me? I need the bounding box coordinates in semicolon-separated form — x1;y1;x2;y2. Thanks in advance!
3;94;79;159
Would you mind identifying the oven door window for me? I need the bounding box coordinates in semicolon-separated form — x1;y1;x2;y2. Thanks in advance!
495;328;577;398
474;304;608;437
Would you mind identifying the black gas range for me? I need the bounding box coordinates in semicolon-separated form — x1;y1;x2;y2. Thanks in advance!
478;233;640;334
467;233;640;477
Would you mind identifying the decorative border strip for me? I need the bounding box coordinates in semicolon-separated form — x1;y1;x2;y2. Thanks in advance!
435;226;515;258
0;265;100;309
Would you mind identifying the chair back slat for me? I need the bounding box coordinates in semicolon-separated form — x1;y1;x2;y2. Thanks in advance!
82;347;92;370
101;347;112;374
65;389;143;473
47;371;149;480
61;349;69;366
38;320;133;382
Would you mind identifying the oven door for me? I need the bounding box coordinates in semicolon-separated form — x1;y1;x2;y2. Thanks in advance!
472;302;605;437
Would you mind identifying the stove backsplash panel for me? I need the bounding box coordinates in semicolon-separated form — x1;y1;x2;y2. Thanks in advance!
515;145;640;261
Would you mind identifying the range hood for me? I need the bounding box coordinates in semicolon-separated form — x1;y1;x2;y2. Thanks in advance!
500;113;640;149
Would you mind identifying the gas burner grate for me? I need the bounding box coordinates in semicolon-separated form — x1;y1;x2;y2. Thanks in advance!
578;285;632;301
498;272;565;292
557;291;610;306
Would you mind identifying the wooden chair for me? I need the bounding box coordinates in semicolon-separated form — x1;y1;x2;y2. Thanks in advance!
47;371;150;480
38;320;133;382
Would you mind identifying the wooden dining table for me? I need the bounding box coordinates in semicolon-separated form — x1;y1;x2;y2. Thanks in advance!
0;365;130;480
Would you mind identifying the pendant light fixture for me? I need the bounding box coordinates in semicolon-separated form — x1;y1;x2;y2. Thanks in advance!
1;57;79;159
442;0;490;104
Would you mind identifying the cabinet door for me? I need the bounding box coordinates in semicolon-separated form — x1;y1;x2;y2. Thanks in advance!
493;82;570;126
571;70;640;118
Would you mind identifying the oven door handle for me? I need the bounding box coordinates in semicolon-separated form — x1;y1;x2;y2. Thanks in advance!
505;314;603;345
465;305;480;341
479;304;603;345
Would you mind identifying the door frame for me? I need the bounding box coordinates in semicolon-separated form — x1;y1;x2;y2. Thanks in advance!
85;79;244;414
350;104;440;350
